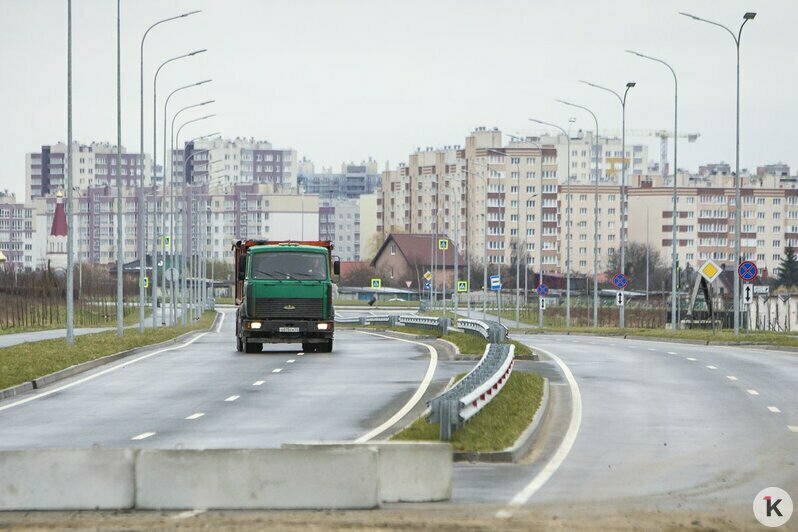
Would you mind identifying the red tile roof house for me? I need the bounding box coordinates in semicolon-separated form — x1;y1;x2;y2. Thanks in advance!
370;233;464;291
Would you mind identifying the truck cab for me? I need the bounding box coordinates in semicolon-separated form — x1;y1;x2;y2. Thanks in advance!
233;240;339;353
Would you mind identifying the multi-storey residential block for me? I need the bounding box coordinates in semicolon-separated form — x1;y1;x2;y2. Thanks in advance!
301;159;382;198
318;195;379;261
538;131;648;184
0;192;42;270
26;142;151;201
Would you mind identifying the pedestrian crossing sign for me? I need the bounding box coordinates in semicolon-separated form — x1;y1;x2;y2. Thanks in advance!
371;278;381;289
143;276;149;288
161;235;171;247
457;281;468;293
438;239;448;250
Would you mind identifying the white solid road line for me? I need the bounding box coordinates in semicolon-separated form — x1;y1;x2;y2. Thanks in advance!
272;368;282;373
214;311;226;333
0;324;214;412
727;376;738;381
747;389;760;395
355;331;438;443
788;425;798;433
185;412;205;420
286;359;295;364
224;395;240;402
497;343;582;518
253;380;265;386
767;406;781;413
131;432;155;440
706;365;718;370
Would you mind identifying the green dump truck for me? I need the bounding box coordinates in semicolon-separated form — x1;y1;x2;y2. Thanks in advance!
233;240;340;353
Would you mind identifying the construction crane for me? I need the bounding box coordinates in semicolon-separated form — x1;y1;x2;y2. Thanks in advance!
601;130;700;177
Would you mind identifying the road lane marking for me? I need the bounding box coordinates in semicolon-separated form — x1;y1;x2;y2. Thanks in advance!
767;406;781;413
0;321;217;412
747;389;760;395
185;412;205;420
272;368;282;373
667;351;678;355
286;359;295;364
648;348;657;351
214;311;226;333
297;352;304;356
224;395;240;402
726;376;738;381
131;432;155;440
789;426;798;433
253;380;265;386
355;331;438;443
706;365;718;370
686;357;697;361
498;343;582;518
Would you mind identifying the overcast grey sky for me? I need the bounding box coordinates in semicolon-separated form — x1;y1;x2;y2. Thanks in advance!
1;0;796;198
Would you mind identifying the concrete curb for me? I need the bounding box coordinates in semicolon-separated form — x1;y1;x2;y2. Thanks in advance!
0;312;222;398
453;377;550;463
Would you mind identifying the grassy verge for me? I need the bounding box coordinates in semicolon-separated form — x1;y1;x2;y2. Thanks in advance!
348;324;533;356
534;326;798;348
392;371;544;451
333;299;420;308
0;311;216;390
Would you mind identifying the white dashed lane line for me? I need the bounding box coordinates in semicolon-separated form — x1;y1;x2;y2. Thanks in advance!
747;389;760;396
297;352;304;356
253;380;265;386
706;365;718;370
224;395;240;402
726;376;738;381
667;351;678;355
686;357;697;361
648;348;657;352
272;368;283;373
286;359;295;364
131;432;155;440
788;426;798;433
767;406;781;413
185;412;205;420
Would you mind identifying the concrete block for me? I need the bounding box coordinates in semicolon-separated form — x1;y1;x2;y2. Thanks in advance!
0;449;135;510
283;441;452;503
135;448;379;510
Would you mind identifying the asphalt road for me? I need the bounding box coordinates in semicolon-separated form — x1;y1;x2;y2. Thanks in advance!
454;334;798;513
0;310;439;449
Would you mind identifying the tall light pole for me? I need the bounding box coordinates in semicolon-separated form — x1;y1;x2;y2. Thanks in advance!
530;118;572;328
115;0;123;337
627;50;679;330
139;9;201;332
175;113;216;325
167;100;214;325
488;148;521;325
557;100;600;327
581;80;636;329
158;79;211;324
153;55;208;326
680;11;757;335
66;0;74;346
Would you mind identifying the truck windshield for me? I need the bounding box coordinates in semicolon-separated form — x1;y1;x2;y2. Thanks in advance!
250;252;328;281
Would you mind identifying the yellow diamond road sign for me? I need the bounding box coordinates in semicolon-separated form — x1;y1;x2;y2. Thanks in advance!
699;259;722;283
423;271;432;281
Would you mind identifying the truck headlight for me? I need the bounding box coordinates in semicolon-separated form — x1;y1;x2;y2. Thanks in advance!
249;321;262;329
317;322;330;330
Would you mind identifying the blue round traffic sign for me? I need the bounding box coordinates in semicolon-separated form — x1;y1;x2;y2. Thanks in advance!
738;261;758;282
612;273;629;290
535;284;549;296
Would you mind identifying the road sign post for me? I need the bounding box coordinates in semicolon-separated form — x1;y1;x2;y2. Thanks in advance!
742;283;753;305
539;297;546;311
490;275;501;324
616;291;625;306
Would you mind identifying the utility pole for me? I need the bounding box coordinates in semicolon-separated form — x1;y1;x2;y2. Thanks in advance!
116;0;124;337
66;0;74;346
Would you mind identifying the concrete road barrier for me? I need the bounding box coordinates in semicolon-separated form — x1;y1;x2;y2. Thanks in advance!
135;448;379;510
282;441;452;503
0;449;135;510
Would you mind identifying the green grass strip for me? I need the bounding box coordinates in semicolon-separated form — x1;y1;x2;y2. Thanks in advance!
0;311;216;390
392;371;544;451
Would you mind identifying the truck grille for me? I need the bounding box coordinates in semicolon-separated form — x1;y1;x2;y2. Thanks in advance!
252;298;323;319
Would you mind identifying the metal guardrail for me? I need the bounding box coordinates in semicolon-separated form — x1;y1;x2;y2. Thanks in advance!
456;318;507;344
428;343;515;440
398;315;449;334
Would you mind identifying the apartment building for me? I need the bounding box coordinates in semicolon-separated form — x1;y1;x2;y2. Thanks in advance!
301;160;382;198
169;137;297;189
0;192;43;270
318;195;379;261
26;142;151;201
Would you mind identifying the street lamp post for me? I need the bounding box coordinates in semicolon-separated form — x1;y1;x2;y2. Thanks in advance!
680;11;757;335
627;50;679;330
115;0;123;337
139;10;201;332
153;58;208;326
66;0;74;346
581;80;636;329
529;118;572;328
557;100;600;327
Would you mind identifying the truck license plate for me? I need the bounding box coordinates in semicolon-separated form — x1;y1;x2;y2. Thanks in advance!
279;327;300;333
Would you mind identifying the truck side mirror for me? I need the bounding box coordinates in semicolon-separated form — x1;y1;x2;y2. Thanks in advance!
333;260;341;276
